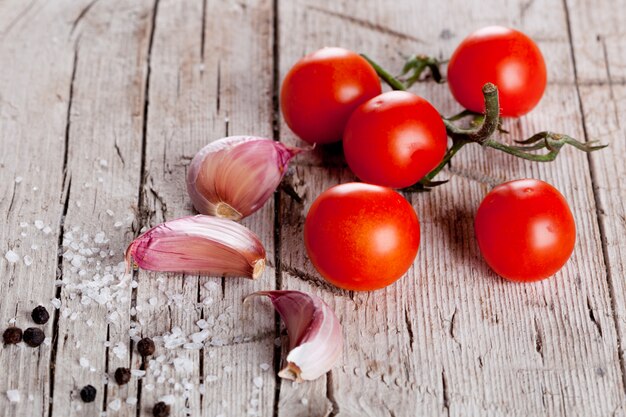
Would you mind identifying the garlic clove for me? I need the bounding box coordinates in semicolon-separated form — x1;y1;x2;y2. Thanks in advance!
246;290;343;382
187;136;305;221
125;215;266;279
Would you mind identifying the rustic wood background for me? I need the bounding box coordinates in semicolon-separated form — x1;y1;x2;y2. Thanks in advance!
1;0;625;416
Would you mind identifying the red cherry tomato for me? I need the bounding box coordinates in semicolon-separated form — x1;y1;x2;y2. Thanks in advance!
280;47;382;144
447;26;547;117
343;91;447;188
304;183;420;291
475;179;576;282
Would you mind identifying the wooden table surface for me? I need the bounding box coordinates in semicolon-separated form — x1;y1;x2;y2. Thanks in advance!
1;0;625;416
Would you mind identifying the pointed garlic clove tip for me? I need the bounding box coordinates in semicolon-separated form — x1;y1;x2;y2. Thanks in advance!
247;290;343;382
186;136;306;220
125;215;266;279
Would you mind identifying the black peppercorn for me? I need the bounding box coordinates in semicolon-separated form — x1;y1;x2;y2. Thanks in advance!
3;327;22;345
23;327;45;347
137;337;155;356
31;306;50;324
152;401;170;417
80;385;97;403
114;367;131;385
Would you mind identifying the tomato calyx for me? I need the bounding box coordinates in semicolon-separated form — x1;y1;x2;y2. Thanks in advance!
399;54;445;86
361;55;608;191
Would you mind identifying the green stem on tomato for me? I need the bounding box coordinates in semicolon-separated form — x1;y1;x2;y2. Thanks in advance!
361;53;607;190
422;138;468;183
360;54;407;91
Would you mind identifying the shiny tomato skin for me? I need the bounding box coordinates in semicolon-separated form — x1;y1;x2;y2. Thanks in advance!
447;26;547;117
343;91;447;188
304;183;420;291
475;179;576;282
280;47;382;145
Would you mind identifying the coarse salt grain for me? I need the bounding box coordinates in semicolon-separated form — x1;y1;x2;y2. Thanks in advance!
50;298;61;309
205;375;219;383
301;398;309;405
34;220;44;230
260;363;270;371
190;330;210;344
43;226;52;235
79;358;90;368
23;255;33;266
131;370;146;378
108;399;121;411
159;394;175;405
112;342;127;359
149;297;157;306
253;377;263;388
6;390;20;403
15;176;23;183
126;397;138;405
5;250;19;263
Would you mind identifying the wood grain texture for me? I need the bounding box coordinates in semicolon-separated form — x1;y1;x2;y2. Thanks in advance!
0;1;93;416
277;0;625;416
50;1;153;415
566;0;626;407
133;1;277;416
0;0;624;416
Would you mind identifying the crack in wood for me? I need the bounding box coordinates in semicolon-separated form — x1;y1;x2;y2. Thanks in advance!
282;265;352;298
562;0;626;395
113;139;125;166
100;324;111;413
600;36;622;130
270;1;286;415
47;45;78;417
404;307;415;351
70;0;100;36
197;282;205;411
200;0;207;62
449;308;460;346
149;186;168;218
7;180;17;214
441;369;450;417
130;2;160;415
307;5;426;44
587;297;603;338
216;60;221;113
534;316;544;361
326;371;340;417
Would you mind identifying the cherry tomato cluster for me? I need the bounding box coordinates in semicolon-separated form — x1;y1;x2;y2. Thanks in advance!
281;26;583;290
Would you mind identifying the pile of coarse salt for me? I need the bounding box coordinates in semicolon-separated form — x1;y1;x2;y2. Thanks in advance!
6;212;278;414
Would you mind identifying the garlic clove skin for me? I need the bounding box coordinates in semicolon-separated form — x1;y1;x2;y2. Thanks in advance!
187;136;305;221
125;215;266;279
246;290;343;382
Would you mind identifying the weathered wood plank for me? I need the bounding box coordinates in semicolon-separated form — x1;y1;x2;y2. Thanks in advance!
49;1;153;415
1;0;624;416
133;1;276;416
565;0;626;405
0;1;93;416
277;0;625;416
